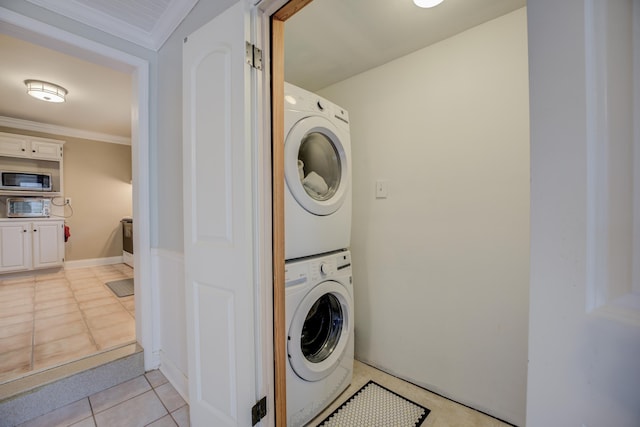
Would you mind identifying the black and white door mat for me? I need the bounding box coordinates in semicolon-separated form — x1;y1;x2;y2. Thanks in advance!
316;380;430;427
106;278;134;297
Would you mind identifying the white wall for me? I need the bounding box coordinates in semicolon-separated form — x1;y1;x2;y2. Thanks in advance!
319;8;529;425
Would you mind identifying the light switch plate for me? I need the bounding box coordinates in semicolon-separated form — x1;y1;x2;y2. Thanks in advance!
376;180;388;199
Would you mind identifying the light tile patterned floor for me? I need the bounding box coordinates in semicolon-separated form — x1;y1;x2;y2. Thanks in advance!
0;264;135;384
16;370;189;427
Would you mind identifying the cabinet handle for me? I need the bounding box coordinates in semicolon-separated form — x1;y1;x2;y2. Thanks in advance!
33;229;37;232
21;148;26;151
32;150;36;153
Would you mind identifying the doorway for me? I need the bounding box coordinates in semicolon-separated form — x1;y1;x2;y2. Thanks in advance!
270;0;530;424
0;9;153;383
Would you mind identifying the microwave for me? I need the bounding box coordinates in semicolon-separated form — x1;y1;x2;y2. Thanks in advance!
7;198;51;218
0;171;52;191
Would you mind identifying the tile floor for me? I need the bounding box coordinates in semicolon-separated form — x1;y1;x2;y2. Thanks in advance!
307;360;514;427
17;360;513;427
15;369;189;427
0;264;135;384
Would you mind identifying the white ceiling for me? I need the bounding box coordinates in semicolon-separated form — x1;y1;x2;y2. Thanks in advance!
0;0;526;141
285;0;526;92
0;33;132;142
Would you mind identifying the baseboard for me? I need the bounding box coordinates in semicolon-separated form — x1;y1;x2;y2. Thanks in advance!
160;350;189;404
64;256;124;269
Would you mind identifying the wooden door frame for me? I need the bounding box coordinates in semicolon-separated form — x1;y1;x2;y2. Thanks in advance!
270;1;314;425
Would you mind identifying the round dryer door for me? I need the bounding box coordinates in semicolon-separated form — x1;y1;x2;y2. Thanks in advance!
288;280;353;382
285;116;349;216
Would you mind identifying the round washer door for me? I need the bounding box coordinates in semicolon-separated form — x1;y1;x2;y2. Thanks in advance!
288;280;353;382
285;116;349;216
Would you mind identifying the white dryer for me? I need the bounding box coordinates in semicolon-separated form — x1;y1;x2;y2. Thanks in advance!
284;82;352;260
285;250;354;427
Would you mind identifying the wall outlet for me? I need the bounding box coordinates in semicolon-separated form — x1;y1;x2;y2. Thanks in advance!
64;197;72;206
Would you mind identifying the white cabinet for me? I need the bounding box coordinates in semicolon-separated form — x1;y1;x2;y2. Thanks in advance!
0;132;65;199
0;221;31;272
0;133;62;160
0;220;64;273
0;132;66;274
0;134;28;157
30;140;63;160
33;221;65;269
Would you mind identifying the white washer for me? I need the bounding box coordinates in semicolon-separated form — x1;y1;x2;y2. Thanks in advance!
284;82;352;260
285;250;354;427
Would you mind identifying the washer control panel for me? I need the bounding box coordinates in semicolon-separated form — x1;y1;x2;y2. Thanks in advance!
285;251;351;288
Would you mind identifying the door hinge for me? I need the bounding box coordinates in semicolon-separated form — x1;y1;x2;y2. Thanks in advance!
246;42;263;70
251;396;267;425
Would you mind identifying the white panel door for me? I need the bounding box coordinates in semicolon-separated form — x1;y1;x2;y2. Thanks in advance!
527;0;640;425
183;2;258;426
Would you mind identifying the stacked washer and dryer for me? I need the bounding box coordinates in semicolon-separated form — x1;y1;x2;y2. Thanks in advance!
283;82;354;426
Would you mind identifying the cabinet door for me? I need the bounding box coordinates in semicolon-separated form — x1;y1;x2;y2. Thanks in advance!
0;222;31;272
0;133;29;158
30;140;62;160
32;221;64;269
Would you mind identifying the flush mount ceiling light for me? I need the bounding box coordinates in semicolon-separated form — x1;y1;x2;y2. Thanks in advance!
24;80;67;103
413;0;445;8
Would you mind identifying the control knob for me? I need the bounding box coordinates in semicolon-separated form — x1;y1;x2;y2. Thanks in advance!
320;262;336;275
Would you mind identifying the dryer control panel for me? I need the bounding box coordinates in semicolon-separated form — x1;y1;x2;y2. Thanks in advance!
284;82;350;130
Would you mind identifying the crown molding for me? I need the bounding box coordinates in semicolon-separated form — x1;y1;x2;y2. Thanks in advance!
24;0;198;51
0;116;131;145
149;0;199;50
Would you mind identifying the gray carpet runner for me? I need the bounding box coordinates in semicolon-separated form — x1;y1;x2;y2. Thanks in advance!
105;278;134;297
